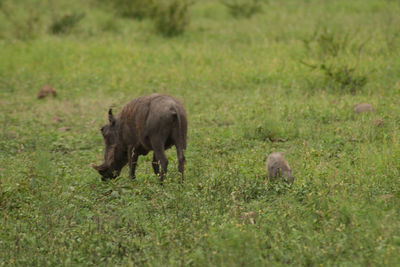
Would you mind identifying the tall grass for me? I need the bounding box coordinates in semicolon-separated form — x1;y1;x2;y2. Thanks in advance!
0;0;400;265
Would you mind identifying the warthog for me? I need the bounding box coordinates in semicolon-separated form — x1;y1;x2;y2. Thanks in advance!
266;152;294;184
354;103;375;114
92;94;187;182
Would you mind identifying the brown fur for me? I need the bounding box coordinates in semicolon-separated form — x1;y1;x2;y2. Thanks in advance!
354;103;375;113
37;85;57;99
266;152;294;184
93;94;188;182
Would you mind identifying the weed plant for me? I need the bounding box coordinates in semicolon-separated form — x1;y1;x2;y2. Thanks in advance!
222;0;263;18
154;0;192;37
49;12;85;35
97;0;155;20
301;27;369;94
0;0;42;40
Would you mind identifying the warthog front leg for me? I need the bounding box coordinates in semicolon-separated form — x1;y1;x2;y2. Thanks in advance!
152;153;160;176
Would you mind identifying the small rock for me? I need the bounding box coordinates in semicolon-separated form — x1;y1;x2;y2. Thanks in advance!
37;85;57;99
57;126;70;132
374;118;384;127
8;131;16;138
52;116;63;123
380;194;393;200
354;103;375;114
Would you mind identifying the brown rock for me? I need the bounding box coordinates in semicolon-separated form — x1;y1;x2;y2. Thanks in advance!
52;116;63;123
380;194;393;200
354;103;375;114
57;127;70;132
37;85;57;99
8;131;16;138
374;118;384;127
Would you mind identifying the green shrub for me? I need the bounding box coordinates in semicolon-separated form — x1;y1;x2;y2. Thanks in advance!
301;27;369;94
98;0;155;19
222;0;263;18
243;116;299;142
154;0;192;37
0;1;42;40
49;12;85;35
100;17;121;33
320;64;368;94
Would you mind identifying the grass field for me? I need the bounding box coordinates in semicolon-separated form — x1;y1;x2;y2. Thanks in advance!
1;0;400;265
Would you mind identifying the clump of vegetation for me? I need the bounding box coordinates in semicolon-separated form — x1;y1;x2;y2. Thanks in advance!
244;119;284;141
243;116;298;142
222;0;263;18
153;0;192;37
301;62;368;94
49;12;85;35
0;1;42;40
302;27;369;94
320;64;367;94
98;0;155;20
99;17;121;33
1;0;400;265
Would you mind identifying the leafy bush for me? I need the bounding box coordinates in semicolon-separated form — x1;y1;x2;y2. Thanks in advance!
301;27;369;94
320;64;367;94
49;12;85;35
222;0;263;18
100;17;121;33
154;0;192;37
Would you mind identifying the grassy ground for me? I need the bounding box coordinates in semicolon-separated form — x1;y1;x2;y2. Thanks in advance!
1;0;400;265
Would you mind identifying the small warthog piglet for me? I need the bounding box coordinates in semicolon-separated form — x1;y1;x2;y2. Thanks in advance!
92;94;187;182
266;152;294;184
354;103;375;114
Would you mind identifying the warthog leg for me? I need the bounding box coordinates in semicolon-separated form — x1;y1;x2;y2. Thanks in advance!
176;145;185;183
152;153;160;176
152;142;168;182
128;146;139;180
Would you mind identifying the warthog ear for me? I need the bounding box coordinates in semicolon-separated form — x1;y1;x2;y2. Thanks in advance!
108;109;115;126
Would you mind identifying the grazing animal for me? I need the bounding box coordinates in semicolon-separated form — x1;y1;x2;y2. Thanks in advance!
92;94;187;182
266;152;294;184
354;103;375;114
37;85;57;99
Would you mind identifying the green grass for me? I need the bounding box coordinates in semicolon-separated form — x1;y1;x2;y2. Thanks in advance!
1;0;400;265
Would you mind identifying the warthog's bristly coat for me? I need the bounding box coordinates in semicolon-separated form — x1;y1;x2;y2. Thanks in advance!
93;94;187;182
266;152;294;184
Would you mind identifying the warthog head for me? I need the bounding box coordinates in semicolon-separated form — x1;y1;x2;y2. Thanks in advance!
92;109;128;180
279;168;294;184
